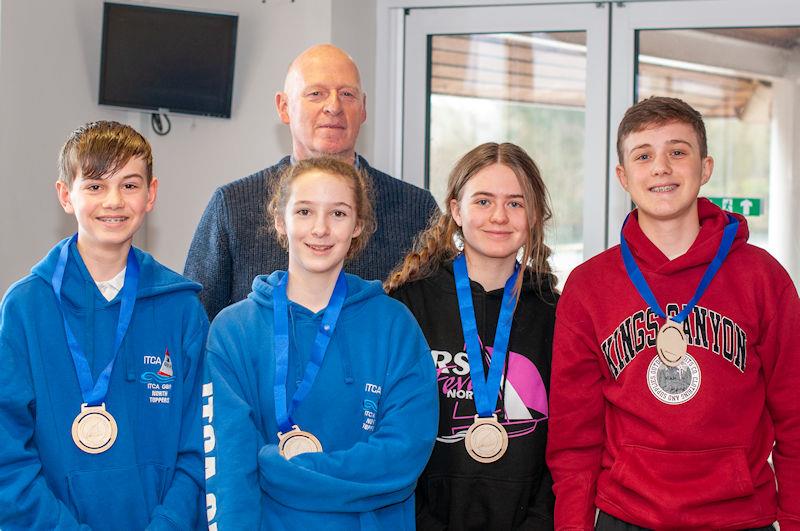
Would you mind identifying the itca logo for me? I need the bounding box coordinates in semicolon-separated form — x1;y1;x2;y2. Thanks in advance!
140;348;175;404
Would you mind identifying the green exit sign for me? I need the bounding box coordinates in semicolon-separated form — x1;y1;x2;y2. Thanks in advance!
707;197;762;217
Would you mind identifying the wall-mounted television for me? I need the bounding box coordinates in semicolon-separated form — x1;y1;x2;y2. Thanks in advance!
99;2;238;118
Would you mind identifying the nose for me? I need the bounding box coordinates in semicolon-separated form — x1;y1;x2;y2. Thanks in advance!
323;92;342;115
651;152;672;176
489;203;509;224
310;212;330;237
102;185;124;209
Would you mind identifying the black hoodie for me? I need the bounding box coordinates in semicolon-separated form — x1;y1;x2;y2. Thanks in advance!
392;261;557;530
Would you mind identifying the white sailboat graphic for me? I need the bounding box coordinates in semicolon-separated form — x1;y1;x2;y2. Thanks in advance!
157;349;173;378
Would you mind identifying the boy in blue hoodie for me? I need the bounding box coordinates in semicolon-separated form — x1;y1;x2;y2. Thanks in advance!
0;121;208;530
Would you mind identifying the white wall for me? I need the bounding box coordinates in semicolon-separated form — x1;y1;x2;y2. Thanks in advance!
0;0;377;294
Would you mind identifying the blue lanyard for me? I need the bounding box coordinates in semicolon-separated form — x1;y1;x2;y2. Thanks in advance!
620;213;739;323
272;271;347;434
51;234;139;406
453;254;519;418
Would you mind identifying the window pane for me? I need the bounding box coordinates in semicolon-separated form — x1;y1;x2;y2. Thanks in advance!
637;27;800;255
428;32;587;287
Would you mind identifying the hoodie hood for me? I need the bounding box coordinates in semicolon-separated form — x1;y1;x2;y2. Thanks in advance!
247;270;385;317
621;197;749;275
30;237;200;309
436;259;557;301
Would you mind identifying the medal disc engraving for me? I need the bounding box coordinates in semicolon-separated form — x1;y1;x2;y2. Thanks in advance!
656;320;687;367
71;403;117;454
464;414;508;463
278;425;323;459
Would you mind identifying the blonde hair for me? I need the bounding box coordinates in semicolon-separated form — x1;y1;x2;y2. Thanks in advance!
385;142;556;297
268;157;376;260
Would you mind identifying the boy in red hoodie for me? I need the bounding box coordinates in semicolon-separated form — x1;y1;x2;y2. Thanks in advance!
547;96;800;530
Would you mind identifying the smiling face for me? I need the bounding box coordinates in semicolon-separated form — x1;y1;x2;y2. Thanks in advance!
276;45;366;162
450;163;528;273
616;120;713;230
275;169;363;281
56;155;157;254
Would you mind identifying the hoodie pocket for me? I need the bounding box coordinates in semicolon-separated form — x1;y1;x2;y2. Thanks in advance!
67;463;169;530
605;444;754;524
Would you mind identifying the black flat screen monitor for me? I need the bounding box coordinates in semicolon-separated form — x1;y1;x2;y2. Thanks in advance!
99;2;238;118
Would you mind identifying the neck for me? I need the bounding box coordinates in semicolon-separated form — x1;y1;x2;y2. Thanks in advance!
463;249;516;292
76;238;130;282
285;266;343;313
637;209;701;260
293;148;356;166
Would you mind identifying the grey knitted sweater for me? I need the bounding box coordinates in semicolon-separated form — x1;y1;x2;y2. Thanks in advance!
184;155;439;320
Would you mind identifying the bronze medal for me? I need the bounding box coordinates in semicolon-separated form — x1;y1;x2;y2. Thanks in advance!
278;425;323;459
656;319;687;367
464;414;508;463
71;403;118;454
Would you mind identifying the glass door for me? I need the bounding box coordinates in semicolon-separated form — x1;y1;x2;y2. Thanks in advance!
403;3;610;287
609;0;800;283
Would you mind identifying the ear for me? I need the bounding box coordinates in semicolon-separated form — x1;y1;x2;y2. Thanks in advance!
275;92;290;125
145;177;159;213
360;93;367;124
351;219;364;239
700;155;713;186
56;180;75;214
615;164;629;192
274;213;287;236
449;198;463;227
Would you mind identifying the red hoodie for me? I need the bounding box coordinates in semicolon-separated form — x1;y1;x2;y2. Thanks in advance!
547;199;800;530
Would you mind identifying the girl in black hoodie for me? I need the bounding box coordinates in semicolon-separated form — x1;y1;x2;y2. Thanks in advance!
386;142;557;530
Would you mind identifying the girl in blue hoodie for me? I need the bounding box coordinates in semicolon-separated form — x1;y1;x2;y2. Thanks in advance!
203;157;438;530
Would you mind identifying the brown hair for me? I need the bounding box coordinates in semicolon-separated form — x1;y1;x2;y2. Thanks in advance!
385;142;556;297
268;157;376;260
617;96;708;163
58;121;153;187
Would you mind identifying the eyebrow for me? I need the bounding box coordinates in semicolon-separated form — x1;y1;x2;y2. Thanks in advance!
470;191;524;199
629;139;693;153
305;84;361;92
294;200;354;209
83;173;145;182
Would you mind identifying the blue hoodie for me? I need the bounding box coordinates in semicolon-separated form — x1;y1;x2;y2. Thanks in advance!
203;271;438;530
0;237;208;530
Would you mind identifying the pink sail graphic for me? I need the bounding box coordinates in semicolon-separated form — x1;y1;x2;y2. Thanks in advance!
437;346;548;443
502;348;548;418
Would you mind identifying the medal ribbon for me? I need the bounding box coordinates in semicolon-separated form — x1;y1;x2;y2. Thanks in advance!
273;271;347;434
453;254;518;418
51;234;140;406
620;213;739;323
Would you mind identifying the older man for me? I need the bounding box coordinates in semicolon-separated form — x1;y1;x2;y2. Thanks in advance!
184;44;438;319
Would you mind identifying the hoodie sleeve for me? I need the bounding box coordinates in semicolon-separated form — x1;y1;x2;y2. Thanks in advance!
257;318;438;513
184;188;233;322
0;302;90;530
546;285;605;531
203;326;264;530
761;277;800;529
147;301;209;531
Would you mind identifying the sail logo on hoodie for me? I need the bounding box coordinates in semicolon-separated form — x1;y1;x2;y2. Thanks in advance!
602;304;746;379
432;346;548;444
140;348;175;404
